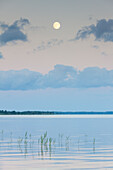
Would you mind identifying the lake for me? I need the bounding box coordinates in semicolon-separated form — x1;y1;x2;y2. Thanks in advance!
0;115;113;169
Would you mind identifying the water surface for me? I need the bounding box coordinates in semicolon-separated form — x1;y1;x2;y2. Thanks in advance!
0;115;113;169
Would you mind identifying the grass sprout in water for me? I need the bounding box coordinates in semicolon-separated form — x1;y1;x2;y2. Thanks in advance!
0;117;113;170
0;129;98;161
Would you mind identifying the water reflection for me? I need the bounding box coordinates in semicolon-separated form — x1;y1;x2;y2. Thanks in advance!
17;136;23;154
1;130;4;141
65;136;70;151
0;130;105;161
0;130;98;160
24;132;28;157
0;116;113;169
78;137;80;151
1;130;113;170
93;137;95;152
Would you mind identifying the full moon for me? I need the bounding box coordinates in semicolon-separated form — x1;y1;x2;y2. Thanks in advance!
53;22;61;29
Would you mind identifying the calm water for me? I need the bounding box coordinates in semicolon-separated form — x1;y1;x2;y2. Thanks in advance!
0;115;113;169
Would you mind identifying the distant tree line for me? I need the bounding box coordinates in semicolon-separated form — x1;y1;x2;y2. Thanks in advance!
0;110;113;115
0;110;56;115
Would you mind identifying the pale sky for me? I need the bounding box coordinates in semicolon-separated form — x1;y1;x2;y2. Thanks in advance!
0;0;113;73
0;0;113;111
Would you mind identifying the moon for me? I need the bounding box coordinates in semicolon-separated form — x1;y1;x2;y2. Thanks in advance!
53;22;61;30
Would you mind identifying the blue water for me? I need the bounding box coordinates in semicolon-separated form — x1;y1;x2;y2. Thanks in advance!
0;115;113;169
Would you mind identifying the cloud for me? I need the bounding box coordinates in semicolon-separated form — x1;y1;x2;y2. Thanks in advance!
75;19;113;42
0;69;43;90
101;52;107;56
0;52;3;59
0;18;30;45
30;26;46;31
34;39;63;51
0;22;8;31
0;65;113;90
92;45;99;49
77;67;113;88
44;65;77;88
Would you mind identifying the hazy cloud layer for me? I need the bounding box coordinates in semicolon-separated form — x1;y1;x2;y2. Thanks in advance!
0;69;43;90
0;65;113;90
34;39;63;51
75;19;113;42
0;18;29;45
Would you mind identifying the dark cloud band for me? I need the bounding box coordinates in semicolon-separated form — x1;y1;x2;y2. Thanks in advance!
75;19;113;42
0;18;29;45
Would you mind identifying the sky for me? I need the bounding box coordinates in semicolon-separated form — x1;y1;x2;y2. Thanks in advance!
0;0;113;111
